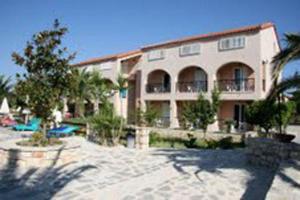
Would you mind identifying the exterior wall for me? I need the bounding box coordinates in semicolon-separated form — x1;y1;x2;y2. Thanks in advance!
139;31;262;102
260;27;281;97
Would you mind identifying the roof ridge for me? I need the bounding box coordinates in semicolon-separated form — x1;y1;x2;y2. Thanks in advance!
141;22;274;50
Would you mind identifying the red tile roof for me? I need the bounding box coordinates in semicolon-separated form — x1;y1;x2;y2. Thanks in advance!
73;22;276;66
73;49;141;67
141;22;275;50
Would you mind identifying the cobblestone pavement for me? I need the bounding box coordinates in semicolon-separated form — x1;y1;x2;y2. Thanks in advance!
0;128;276;200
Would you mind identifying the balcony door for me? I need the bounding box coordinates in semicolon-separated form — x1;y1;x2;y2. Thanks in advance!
161;102;170;126
194;69;206;91
234;67;245;91
234;104;245;129
162;74;170;92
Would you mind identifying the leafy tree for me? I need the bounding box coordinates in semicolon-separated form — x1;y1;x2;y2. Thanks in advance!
12;19;75;136
245;100;296;134
275;101;296;131
182;88;220;137
290;89;300;115
0;75;12;102
245;100;277;134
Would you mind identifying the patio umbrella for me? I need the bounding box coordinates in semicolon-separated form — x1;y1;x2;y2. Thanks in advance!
0;97;10;114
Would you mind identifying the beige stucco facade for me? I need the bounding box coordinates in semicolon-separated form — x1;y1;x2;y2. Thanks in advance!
74;23;280;131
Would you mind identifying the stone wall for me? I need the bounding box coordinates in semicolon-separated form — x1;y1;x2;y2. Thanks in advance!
246;137;300;168
0;138;80;168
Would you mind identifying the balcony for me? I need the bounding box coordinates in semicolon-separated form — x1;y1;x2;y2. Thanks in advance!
146;69;171;94
216;62;255;93
216;78;255;92
177;81;207;93
177;66;208;93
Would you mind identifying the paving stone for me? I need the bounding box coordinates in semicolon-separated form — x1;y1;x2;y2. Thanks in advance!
122;195;136;200
0;128;282;199
190;195;203;200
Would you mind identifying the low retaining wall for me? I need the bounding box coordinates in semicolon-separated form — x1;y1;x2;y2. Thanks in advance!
246;137;300;168
147;127;243;142
0;138;81;168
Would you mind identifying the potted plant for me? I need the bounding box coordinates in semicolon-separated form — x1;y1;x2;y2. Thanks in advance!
224;119;235;133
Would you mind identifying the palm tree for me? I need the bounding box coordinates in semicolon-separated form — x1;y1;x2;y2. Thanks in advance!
114;74;127;131
272;33;300;80
89;70;110;112
270;32;300;134
270;33;300;98
0;74;12;101
68;68;93;117
115;74;128;117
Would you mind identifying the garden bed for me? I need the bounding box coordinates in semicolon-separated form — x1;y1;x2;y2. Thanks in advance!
0;138;80;168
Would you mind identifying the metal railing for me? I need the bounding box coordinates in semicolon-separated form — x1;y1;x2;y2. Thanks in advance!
177;81;207;93
216;78;255;92
146;83;171;93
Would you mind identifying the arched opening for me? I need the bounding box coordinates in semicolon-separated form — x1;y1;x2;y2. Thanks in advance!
177;66;208;92
146;70;171;93
216;62;255;92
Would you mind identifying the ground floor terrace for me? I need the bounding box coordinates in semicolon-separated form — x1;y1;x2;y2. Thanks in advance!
146;100;252;131
0;127;277;199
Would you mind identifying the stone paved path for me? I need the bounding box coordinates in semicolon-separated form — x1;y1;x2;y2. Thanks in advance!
0;128;276;200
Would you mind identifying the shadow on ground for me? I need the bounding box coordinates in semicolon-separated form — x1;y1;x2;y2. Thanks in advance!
152;148;276;200
0;145;96;199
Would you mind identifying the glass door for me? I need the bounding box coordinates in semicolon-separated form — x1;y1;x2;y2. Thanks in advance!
234;104;245;129
234;68;244;91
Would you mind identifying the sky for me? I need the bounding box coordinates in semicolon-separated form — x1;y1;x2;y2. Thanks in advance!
0;0;299;80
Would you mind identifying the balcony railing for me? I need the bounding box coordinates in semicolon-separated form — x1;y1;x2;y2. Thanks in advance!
177;81;207;93
146;83;171;93
216;78;255;92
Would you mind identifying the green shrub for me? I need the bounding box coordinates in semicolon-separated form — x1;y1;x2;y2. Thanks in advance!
149;131;161;145
184;133;197;148
218;137;234;149
89;101;124;146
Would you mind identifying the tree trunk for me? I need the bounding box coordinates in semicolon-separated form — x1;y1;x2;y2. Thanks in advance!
277;93;283;134
42;122;47;139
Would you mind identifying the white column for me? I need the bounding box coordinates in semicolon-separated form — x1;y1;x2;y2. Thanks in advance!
93;99;99;113
63;97;68;116
114;92;121;116
170;100;179;128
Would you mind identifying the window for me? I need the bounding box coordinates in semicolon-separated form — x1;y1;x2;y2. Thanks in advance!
147;49;165;61
179;43;200;56
219;36;245;51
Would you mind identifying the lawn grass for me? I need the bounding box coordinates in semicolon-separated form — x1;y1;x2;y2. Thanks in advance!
149;131;245;149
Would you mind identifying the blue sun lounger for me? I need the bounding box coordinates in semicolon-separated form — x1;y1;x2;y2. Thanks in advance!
47;125;79;138
13;118;41;131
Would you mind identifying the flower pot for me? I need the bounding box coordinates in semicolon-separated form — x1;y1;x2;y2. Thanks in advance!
126;133;135;148
273;133;295;143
